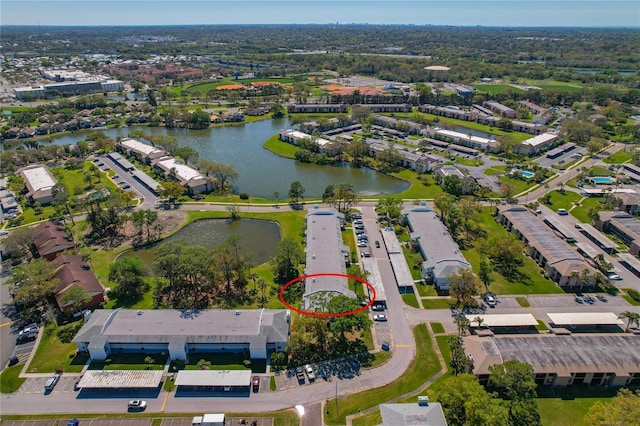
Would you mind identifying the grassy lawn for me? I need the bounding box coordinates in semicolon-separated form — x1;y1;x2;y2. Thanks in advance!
168;352;252;371
603;149;633;164
536;387;619;426
27;322;89;373
474;84;524;94
622;288;640;306
0;364;26;393
324;324;441;425
483;165;508;176
352;410;382;426
430;322;445;334
89;353;168;371
1;411;299;425
391;169;443;199
422;298;457;309
416;283;437;297
463;208;563;295
402;293;420;308
542;190;583;211
262;134;299;159
402;245;425;280
516;296;531;307
368;350;393;368
570;196;606;223
536;319;549;331
499;175;537;195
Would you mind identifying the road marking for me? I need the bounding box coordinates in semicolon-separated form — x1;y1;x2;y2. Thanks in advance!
160;388;170;412
0;321;10;328
395;344;413;348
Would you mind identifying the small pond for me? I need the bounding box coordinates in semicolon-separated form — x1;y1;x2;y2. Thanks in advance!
123;218;280;273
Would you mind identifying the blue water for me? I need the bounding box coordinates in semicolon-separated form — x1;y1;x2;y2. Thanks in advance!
513;169;534;179
591;177;614;184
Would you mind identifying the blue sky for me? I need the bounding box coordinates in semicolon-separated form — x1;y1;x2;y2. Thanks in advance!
2;1;638;27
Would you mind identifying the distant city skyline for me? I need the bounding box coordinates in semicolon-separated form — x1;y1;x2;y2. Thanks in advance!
2;1;639;28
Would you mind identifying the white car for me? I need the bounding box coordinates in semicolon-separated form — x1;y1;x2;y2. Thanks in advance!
305;364;315;381
373;314;388;322
607;272;622;281
128;400;147;411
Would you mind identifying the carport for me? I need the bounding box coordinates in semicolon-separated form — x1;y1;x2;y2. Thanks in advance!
547;312;623;332
465;313;538;334
77;370;163;392
174;370;251;396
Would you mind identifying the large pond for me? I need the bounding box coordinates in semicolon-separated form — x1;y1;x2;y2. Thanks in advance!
40;118;410;198
122;218;281;273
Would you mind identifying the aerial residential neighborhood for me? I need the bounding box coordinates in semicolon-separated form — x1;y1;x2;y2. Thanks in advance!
1;6;640;426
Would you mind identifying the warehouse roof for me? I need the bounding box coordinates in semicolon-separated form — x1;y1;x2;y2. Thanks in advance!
547;312;622;326
465;314;538;327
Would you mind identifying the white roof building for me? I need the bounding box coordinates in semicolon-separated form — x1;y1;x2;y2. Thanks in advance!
19;164;57;205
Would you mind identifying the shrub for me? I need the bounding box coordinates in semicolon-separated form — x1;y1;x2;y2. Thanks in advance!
627;289;640;303
239;193;249;200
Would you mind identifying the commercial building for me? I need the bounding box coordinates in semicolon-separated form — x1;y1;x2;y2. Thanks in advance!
403;205;472;291
18;164;57;205
496;205;595;287
287;104;349;114
14;79;124;100
118;138;167;164
418;104;478;122
597;211;640;256
303;209;355;308
155;157;212;194
464;334;640;387
73;309;290;361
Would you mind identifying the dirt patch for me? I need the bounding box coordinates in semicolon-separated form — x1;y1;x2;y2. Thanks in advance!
93;210;187;250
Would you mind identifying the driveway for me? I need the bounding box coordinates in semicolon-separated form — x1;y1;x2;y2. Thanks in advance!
96;155;159;209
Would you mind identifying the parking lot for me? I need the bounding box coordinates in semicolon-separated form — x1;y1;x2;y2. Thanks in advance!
17;376;78;395
274;356;364;390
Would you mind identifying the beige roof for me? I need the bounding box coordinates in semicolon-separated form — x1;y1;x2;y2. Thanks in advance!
174;370;252;387
547;312;622;326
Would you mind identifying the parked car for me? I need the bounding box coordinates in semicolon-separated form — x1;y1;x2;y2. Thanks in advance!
596;294;609;302
17;325;38;344
375;240;380;248
295;366;306;384
67;419;79;426
607;272;622;280
128;400;147;411
381;342;390;351
484;293;497;308
252;375;260;392
373;314;388;322
371;304;385;311
557;208;568;215
44;373;60;392
74;375;83;391
575;296;584;304
305;364;315;381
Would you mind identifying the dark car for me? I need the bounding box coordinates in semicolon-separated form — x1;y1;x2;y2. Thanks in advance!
74;375;83;391
375;240;380;248
252;375;260;392
68;419;79;426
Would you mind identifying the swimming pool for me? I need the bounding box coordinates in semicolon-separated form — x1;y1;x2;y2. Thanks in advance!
512;169;535;179
590;176;615;184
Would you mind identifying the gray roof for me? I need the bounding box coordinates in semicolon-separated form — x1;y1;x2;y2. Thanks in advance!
380;402;448;426
73;309;289;347
131;169;162;191
303;209;354;301
466;334;640;377
403;206;471;283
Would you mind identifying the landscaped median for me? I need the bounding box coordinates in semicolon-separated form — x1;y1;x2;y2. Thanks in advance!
324;324;441;425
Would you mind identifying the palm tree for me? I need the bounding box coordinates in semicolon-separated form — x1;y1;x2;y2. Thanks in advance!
618;311;640;332
454;315;470;336
579;269;592;290
569;270;580;288
473;316;485;328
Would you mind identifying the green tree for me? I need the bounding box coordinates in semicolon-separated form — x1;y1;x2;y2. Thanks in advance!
448;336;472;375
439;374;509;426
271;238;304;285
478;257;493;294
584;389;640;426
442;175;464;197
197;159;239;194
454;315;470;336
448;268;480;305
288;181;305;205
108;256;147;300
326;295;372;342
58;286;91;313
347;138;368;166
173;146;200;164
618;311;640;332
188;109;211;130
333;182;357;212
489;360;541;426
375;196;403;226
2;225;38;261
9;258;59;313
376;147;402;172
158;181;186;204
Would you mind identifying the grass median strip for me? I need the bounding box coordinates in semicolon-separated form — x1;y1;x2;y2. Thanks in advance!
324;323;441;425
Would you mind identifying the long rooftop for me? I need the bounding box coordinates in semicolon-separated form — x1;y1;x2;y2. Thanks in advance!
20;165;57;194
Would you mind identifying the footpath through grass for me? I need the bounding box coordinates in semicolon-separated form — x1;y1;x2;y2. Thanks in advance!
324;324;440;425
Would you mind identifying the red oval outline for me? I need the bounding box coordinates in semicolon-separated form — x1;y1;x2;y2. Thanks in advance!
279;273;376;317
